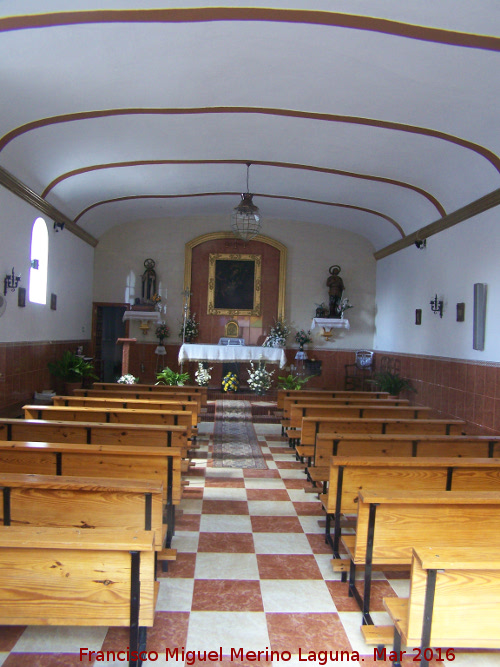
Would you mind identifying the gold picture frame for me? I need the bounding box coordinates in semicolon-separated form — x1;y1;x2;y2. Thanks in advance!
207;253;261;316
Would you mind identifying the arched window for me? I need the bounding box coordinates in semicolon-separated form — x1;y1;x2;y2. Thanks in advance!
29;217;48;304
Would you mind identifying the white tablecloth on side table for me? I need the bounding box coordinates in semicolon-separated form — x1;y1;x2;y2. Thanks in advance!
178;344;287;368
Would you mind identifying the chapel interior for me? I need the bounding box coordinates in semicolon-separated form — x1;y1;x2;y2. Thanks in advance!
0;3;499;666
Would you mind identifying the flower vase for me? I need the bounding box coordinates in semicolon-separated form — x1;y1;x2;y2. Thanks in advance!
299;344;304;352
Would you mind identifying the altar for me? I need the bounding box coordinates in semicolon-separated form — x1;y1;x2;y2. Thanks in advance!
178;343;287;368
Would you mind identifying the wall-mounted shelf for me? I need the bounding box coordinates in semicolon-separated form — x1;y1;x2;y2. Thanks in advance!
311;317;350;341
123;310;162;335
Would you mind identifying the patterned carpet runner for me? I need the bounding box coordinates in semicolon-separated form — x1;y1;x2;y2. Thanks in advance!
212;399;268;469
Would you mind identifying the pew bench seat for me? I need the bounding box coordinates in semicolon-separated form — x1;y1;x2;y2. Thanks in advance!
0;526;156;667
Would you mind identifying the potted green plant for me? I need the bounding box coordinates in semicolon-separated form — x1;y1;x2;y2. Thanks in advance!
277;373;310;390
370;370;415;397
48;351;98;394
155;367;190;386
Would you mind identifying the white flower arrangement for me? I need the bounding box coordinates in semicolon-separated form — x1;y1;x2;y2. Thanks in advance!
262;319;290;348
179;314;199;342
117;373;138;384
194;362;212;387
247;360;274;394
339;298;353;317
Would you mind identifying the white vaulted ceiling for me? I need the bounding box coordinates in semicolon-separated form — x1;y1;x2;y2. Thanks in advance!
0;2;499;254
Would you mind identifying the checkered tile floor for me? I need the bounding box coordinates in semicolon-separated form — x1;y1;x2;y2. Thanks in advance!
0;423;498;666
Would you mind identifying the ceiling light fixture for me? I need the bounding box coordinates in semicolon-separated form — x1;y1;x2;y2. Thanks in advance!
230;162;262;242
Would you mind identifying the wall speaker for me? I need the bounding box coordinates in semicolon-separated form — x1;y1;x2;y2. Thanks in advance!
472;283;487;351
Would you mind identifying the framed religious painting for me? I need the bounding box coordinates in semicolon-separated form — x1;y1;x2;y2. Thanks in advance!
207;253;261;316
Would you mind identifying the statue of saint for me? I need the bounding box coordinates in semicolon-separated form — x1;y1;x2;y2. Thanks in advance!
141;258;157;301
326;265;345;318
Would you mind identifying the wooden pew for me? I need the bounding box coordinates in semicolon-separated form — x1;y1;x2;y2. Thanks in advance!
0;472;166;551
24;404;193;436
0;440;183;548
0;417;189;453
379;546;500;666
53;394;200;427
91;382;208;405
0;525;156;667
281;395;410;433
283;393;408;416
321;455;500;556
277;389;391;409
311;430;494;475
289;404;433;432
74;388;204;414
336;490;500;625
297;418;466;468
288;405;435;449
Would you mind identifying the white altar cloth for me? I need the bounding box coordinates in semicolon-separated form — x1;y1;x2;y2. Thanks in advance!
178;344;287;368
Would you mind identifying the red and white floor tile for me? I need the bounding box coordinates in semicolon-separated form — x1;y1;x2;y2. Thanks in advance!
0;423;498;666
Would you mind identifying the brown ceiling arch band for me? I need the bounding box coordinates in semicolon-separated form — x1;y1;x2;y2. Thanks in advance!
73;191;405;238
1;106;498;176
41;158;446;218
0;9;498;51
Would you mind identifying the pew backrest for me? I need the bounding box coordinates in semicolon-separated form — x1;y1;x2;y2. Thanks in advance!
324;455;500;516
0;417;188;450
282;395;409;421
0;526;156;629
289;404;433;429
392;546;500;648
0;440;183;505
91;382;208;405
277;389;390;409
53;395;199;425
353;489;500;565
24;404;193;434
0;472;164;550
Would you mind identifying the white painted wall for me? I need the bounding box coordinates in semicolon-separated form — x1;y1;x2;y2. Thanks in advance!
374;207;500;362
0;189;94;343
93;215;376;350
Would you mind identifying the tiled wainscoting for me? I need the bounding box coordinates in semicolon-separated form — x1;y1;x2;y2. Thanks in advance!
119;345;500;435
384;352;500;434
2;342;499;434
0;340;90;415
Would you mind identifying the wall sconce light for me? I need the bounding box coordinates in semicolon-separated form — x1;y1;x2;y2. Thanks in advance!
4;267;21;296
430;294;443;318
53;221;65;232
